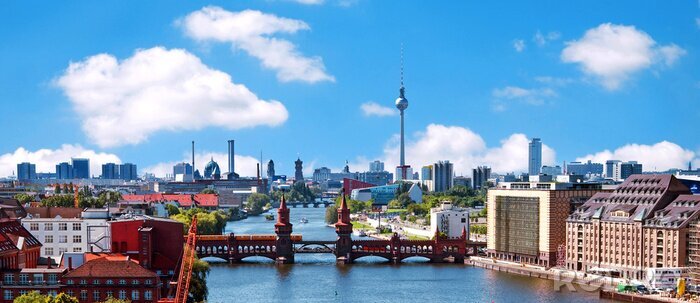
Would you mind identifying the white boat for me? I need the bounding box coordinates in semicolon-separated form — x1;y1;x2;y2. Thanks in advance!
353;230;367;237
300;217;309;224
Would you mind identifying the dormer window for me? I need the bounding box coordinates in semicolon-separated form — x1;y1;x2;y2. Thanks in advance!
610;210;629;218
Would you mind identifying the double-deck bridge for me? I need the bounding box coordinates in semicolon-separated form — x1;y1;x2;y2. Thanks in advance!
194;195;485;264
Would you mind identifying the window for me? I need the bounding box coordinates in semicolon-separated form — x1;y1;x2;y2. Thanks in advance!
59;248;67;255
145;290;152;300
80;290;87;301
44;223;53;231
145;279;152;285
72;223;81;231
44;235;53;243
59;235;67;243
66;290;74;297
33;274;43;285
93;290;100;301
106;291;113;298
3;274;13;285
65;279;74;285
72;235;82;243
119;290;126;300
132;280;140;285
131;290;139;300
73;247;82;252
3;290;12;301
461;218;467;223
29;223;38;231
19;290;27;296
80;279;87;285
119;279;126;285
19;274;28;285
59;223;67;231
45;247;54;256
106;279;114;285
48;274;57;285
93;279;100;285
47;291;57;297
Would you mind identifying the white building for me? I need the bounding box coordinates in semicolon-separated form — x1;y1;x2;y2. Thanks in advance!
22;209;111;263
645;267;688;289
430;202;469;238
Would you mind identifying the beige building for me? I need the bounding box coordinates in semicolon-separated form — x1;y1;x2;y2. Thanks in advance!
566;174;699;280
487;182;603;267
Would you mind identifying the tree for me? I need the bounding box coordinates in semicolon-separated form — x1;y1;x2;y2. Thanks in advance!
41;195;75;208
325;205;338;224
54;184;61;194
190;258;210;302
200;188;217;195
99;298;130;303
471;225;487;235
14;291;47;303
97;191;121;207
165;204;180;216
13;193;33;204
245;193;269;216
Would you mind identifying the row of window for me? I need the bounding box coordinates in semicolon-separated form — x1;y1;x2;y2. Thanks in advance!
3;289;153;301
3;273;58;285
28;222;82;231
43;235;82;244
44;247;82;256
65;279;153;286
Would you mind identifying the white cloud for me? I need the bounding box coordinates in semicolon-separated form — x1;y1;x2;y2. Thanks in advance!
533;30;560;46
374;124;555;175
513;39;526;52
575;141;698;172
561;23;686;90
0;145;121;178
360;102;397;117
492;86;556;109
56;47;288;148
180;7;334;83
142;152;261;178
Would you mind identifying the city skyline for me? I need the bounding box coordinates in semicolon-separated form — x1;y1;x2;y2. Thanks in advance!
1;1;699;178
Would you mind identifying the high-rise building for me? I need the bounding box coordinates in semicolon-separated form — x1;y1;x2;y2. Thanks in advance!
267;160;275;186
605;160;622;180
312;167;332;182
395;166;414;182
55;162;73;179
369;160;384;173
620;161;643;180
421;165;433;181
173;162;193;182
71;158;90;179
453;176;472;188
294;158;304;182
16;162;36;181
566;160;604;176
120;163;138;181
358;171;393;186
472;166;491;190
528;138;542;176
432;161;454;192
101;163;119;179
541;165;562;176
228;140;235;175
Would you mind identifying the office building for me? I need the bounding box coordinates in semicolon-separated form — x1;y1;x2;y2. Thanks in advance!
395;166;414;182
369;160;384;173
541;165;562;176
472;166;491;190
487;183;603;267
432;161;453;192
605;160;643;181
605;160;622;180
421;165;432;181
431;202;469;238
172;162;193;182
567;160;604;176
101;163;119;179
56;162;74;179
312;167;332;182
453;176;472;188
567;174;698;280
71;158;90;179
16;162;36;181
350;183;422;206
119;163;138;181
357;171;393;186
529;138;542;176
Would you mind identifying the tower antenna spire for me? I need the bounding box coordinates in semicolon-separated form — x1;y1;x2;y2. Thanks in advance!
400;43;404;88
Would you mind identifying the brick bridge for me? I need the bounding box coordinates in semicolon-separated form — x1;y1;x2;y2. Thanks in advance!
194;195;485;264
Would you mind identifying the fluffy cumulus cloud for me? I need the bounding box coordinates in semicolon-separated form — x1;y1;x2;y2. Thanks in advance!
576;141;699;172
491;86;556;111
0;145;121;178
513;39;526;52
142;152;261;178
360;102;397;117
180;7;334;83
56;47;288;148
376;124;555;175
561;23;686;90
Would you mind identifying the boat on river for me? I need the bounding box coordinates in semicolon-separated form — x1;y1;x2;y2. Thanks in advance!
265;214;275;221
300;217;309;224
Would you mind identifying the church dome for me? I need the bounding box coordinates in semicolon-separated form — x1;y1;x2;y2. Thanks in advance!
204;158;221;179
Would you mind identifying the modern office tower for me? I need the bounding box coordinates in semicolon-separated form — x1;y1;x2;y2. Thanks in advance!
421;165;433;181
228;140;235;175
528;138;542;176
294;157;304;182
566;160;604;176
432;161;454;193
358;171;393;186
119;163;138;181
369;160;385;173
395;166;414;182
56;162;73;179
173;162;193;181
472;166;491;190
541;165;562;176
453;176;472;188
101;163;119;179
71;158;90;179
566;174;697;280
487;184;602;268
620;161;642;180
16;162;36;181
605;160;622;180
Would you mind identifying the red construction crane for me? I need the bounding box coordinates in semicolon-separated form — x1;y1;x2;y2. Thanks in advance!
159;216;198;303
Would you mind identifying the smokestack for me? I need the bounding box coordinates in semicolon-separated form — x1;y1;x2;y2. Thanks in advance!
257;163;260;179
68;257;73;271
191;141;195;174
228;140;235;174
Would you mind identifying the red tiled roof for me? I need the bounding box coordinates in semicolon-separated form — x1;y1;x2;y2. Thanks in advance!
64;256;156;278
0;219;41;250
122;193;218;207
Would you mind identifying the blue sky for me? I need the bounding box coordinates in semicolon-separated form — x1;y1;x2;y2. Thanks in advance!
1;0;699;178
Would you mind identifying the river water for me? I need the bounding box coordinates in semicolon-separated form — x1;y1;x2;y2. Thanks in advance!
205;207;612;303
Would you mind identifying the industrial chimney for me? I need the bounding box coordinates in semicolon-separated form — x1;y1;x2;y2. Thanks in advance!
228;140;235;175
191;141;195;174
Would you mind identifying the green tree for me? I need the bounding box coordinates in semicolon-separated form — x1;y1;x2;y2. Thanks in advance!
41;195;75;208
245;193;270;216
54;184;61;194
165;204;180;216
325;205;338;224
13;193;33;204
200;188;217;195
99;298;130;303
68;182;75;193
471;225;487;235
97;191;121;207
14;291;47;303
189;258;210;302
62;184;70;194
51;293;79;303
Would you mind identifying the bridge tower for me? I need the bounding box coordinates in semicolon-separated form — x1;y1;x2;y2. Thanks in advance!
335;192;353;264
274;194;294;264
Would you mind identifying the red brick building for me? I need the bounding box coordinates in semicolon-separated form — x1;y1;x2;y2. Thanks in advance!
1;267;67;302
0;219;41;270
61;255;160;303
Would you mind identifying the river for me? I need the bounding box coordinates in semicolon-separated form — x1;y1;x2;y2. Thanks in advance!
205;207;613;302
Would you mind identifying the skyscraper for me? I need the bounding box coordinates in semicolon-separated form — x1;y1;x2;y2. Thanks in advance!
432;161;454;192
72;158;90;179
528;138;542;176
227;140;235;175
16;162;36;181
369;160;384;172
173;162;193;181
119;163;138;181
395;49;411;181
101;163;119;179
294;158;304;182
56;162;73;179
472;166;491;190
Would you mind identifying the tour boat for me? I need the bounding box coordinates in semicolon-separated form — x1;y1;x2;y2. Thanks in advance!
353;230;367;237
265;214;275;221
299;217;309;224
